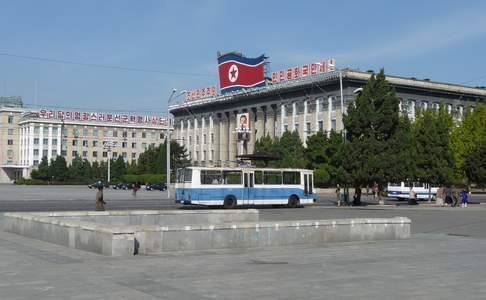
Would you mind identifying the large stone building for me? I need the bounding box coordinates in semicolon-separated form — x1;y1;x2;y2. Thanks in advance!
169;69;486;167
0;97;169;183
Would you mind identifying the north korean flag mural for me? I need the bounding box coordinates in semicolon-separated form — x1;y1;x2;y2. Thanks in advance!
218;52;266;94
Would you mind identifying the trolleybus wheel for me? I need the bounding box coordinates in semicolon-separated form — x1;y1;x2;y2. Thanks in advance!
223;196;237;209
288;195;300;208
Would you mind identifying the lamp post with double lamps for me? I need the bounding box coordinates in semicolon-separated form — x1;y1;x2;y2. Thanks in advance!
166;89;187;200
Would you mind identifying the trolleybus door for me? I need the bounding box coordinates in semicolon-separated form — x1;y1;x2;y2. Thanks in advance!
303;173;313;200
243;171;254;205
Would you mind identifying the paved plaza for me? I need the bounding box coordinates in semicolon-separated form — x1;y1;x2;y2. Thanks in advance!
1;185;486;299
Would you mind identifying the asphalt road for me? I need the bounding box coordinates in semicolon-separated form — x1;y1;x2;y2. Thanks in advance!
1;185;486;239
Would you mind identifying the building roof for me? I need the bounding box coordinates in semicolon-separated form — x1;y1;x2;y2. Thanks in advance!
169;69;486;113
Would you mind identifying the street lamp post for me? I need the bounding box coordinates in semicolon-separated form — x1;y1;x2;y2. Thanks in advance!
166;89;186;200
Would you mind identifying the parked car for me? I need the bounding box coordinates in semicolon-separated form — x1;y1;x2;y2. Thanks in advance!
145;183;167;191
113;183;133;190
88;182;109;189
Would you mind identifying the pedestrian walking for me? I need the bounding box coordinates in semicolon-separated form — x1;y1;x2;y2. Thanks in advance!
335;184;341;207
132;182;140;197
372;182;379;199
444;187;453;206
452;189;460;207
95;185;106;211
460;188;469;208
408;187;418;205
436;185;444;206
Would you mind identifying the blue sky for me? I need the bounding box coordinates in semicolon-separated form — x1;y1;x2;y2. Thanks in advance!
1;0;486;115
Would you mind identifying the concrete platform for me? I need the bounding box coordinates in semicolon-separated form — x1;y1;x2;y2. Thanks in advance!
2;210;410;256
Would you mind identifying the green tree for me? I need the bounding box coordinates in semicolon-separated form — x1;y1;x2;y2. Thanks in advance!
450;103;486;183
413;106;454;189
343;69;403;204
68;156;85;181
463;139;486;187
111;156;127;182
276;131;307;168
305;130;345;187
50;156;68;182
253;135;279;167
31;156;50;181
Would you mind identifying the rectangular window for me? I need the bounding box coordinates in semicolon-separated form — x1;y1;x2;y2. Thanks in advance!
52;139;58;146
7;139;14;145
33;160;39;166
131;142;136;148
142;132;146;138
122;142;127;148
283;171;301;185
211;133;214;143
294;123;299;132
34;126;40;134
142;143;147;150
103;130;109;137
82;151;88;157
52;127;58;135
306;122;311;133
160;133;164;139
83;129;89;136
188;136;192;145
113;130;118;137
264;171;282;185
177;168;192;183
201;170;223;185
73;128;79;137
131;153;136;159
92;151;98;157
318;121;324;131
7;149;13;158
72;150;78;157
34;138;39;145
42;149;48;157
284;124;288;132
254;171;263;184
8;115;14;124
203;150;207;161
61;150;67;156
33;149;39;156
8;128;14;135
72;140;78;146
52;150;57;157
43;138;48;145
103;151;108;158
122;131;128;138
331;119;337;130
122;152;127;158
203;134;207;144
132;131;136;138
223;170;242;184
92;141;98;147
93;129;98;137
83;140;88;147
112;152;118;158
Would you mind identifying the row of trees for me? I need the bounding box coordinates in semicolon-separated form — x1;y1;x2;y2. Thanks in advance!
31;140;190;183
254;70;486;202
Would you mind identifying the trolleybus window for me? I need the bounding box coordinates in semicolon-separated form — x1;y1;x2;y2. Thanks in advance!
200;170;223;184
254;171;263;184
222;170;242;184
264;171;282;185
177;168;193;183
283;171;301;185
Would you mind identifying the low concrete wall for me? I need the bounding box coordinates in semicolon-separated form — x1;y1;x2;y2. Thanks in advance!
3;210;410;256
135;217;411;254
16;209;259;226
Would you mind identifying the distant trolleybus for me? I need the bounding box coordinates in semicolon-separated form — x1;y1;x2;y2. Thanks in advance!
175;167;316;208
387;182;438;200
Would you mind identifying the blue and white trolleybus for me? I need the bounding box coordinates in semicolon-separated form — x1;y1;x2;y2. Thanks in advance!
175;167;316;208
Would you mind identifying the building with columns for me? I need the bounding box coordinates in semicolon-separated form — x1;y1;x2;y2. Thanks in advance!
0;99;169;183
169;69;486;167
